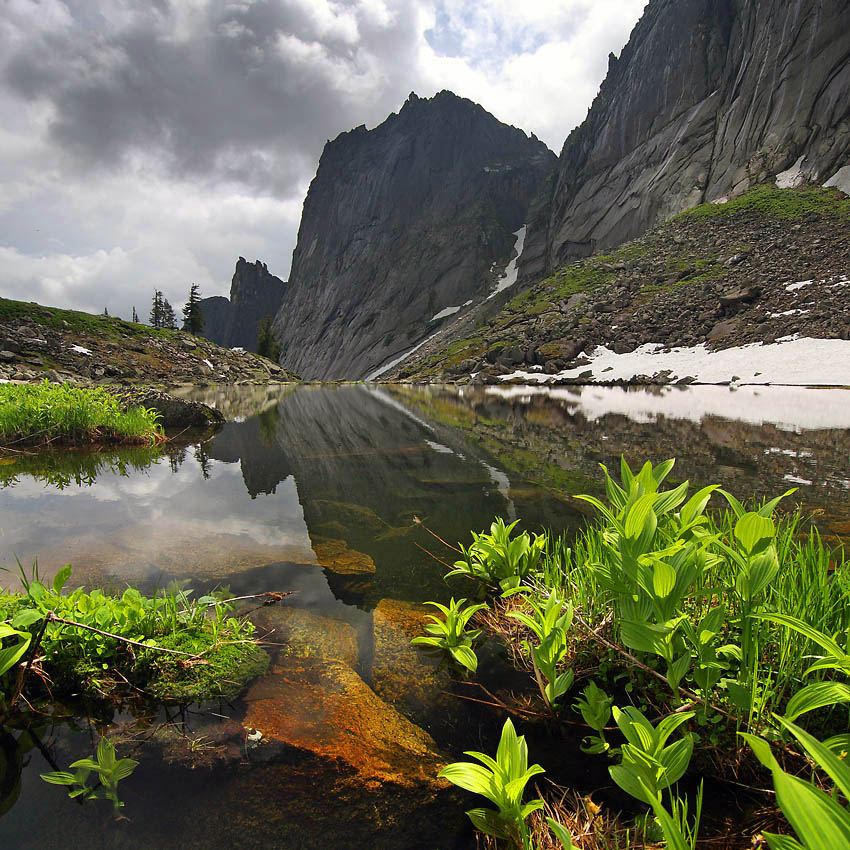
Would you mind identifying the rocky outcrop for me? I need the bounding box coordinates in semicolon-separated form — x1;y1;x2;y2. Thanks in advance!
273;90;555;380
394;185;850;382
520;0;850;281
0;298;296;385
200;258;286;351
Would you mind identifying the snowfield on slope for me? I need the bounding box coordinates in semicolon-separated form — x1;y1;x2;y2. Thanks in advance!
500;337;850;387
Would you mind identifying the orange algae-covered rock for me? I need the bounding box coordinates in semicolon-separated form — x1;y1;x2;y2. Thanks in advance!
242;657;444;787
312;536;376;575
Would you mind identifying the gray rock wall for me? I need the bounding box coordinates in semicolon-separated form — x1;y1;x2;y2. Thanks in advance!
273;91;555;380
200;258;286;351
520;0;850;281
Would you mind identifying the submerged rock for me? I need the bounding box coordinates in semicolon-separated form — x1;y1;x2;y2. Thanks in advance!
242;657;444;787
259;607;358;667
371;598;452;723
312;536;376;575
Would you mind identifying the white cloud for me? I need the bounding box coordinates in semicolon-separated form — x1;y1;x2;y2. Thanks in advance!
0;0;648;317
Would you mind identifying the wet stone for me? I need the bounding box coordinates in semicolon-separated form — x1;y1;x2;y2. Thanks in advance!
241;656;444;787
371;598;453;724
312;536;376;574
259;606;359;666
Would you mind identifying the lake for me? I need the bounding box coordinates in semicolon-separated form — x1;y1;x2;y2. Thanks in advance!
2;382;849;848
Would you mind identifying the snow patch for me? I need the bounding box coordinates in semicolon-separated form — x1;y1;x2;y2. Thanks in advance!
487;225;526;299
202;358;214;370
768;309;809;317
776;155;806;189
783;474;813;486
786;280;813;292
365;331;440;382
431;305;461;321
499;337;850;387
69;345;92;356
425;439;454;455
824;164;850;196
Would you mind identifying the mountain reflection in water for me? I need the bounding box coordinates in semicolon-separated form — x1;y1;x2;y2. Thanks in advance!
2;382;850;850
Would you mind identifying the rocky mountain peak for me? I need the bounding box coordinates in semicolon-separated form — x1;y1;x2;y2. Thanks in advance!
199;258;286;351
272;90;556;380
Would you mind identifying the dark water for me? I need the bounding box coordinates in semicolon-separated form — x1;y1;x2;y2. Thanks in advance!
2;382;850;849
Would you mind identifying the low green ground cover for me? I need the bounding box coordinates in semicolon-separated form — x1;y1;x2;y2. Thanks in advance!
0;297;174;343
676;184;850;221
0;564;268;717
0;382;164;448
421;458;850;849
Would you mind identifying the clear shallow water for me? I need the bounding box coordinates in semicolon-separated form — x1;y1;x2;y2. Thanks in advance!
2;383;850;849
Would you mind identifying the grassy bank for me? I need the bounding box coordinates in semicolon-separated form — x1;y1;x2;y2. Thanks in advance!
0;382;164;448
420;459;850;848
0;564;268;717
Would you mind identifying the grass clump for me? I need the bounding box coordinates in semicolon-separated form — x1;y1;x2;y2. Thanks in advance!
0;381;164;448
677;184;850;221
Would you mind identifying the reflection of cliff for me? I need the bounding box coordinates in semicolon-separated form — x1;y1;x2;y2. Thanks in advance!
389;385;850;536
206;408;293;498
203;385;579;608
270;386;533;605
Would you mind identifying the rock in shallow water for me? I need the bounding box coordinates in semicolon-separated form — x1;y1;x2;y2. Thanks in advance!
242;656;445;788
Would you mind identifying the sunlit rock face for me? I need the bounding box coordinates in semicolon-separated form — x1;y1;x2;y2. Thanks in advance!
274;90;555;380
520;0;850;281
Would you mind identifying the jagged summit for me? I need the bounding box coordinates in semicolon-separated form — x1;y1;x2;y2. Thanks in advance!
272;90;555;380
199;257;286;352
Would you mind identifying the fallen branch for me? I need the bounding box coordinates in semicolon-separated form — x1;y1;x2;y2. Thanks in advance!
45;611;204;658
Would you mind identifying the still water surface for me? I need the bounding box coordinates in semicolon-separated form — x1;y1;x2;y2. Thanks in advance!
2;383;849;848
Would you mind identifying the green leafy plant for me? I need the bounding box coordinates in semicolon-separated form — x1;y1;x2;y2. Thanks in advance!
741;717;850;849
508;593;575;710
577;458;721;694
573;681;613;753
41;737;139;810
410;597;487;672
608;705;695;806
438;718;548;848
753;613;850;722
449;518;546;594
2;563;267;708
608;705;701;850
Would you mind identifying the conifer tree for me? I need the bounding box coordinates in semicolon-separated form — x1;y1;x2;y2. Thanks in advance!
256;316;281;361
132;306;139;323
149;290;164;328
181;283;204;334
161;298;177;329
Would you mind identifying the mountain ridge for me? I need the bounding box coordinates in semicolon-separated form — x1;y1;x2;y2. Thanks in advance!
519;0;850;282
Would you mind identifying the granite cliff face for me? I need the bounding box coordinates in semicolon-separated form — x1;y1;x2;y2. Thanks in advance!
200;258;286;351
520;0;850;281
273;91;555;380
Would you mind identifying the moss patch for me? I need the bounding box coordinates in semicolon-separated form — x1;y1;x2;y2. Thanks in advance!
136;637;270;702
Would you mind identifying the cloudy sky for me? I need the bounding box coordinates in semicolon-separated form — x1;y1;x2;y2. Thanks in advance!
0;0;647;321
